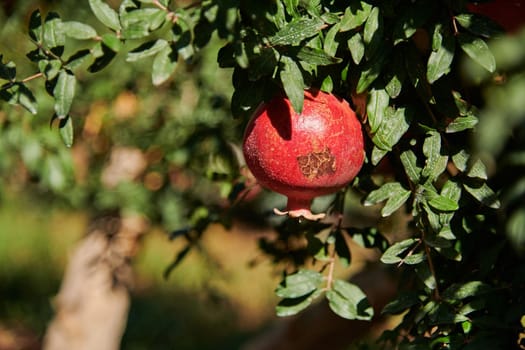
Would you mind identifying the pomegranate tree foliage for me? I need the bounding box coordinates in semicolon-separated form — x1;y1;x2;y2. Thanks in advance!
1;0;525;348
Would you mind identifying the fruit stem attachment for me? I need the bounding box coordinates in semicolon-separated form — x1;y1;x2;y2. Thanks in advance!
273;197;326;221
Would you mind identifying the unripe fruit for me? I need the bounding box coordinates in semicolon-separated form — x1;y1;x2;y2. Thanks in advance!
242;89;364;220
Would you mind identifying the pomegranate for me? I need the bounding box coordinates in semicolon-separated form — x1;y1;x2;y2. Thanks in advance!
242;89;364;220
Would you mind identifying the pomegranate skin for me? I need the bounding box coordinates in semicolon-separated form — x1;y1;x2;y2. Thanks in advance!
242;89;364;219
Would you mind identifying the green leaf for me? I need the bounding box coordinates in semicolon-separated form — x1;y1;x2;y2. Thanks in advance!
400;150;421;183
347;32;365;65
366;87;389;133
0;57;16;81
364;182;406;206
38;59;62;80
467;159;488;180
441;179;462;203
275;269;323;299
464;182;500;209
380;238;418;264
296;46;342;65
28;9;43;42
455;13;504;38
339;1;372;31
152;46;177;86
280;56;304;113
88;43;116;72
127;39;168;62
17;84;38;115
323;22;340;57
53;70;76;118
363;6;382;59
428;194;459;212
445;115;479;133
372;106;412;151
356;50;387;93
427;30;455;83
65;49;92;70
442;281;491;302
89;0;121;31
452;149;469;172
422;131;448;181
458;33;495;73
270;17;324;46
43;12;65;49
326;279;373;320
276;290;322;317
320;75;333;92
62;21;98;40
58;115;74;147
334;230;351;267
382;188;411;217
371;146;388;166
101;33;122;52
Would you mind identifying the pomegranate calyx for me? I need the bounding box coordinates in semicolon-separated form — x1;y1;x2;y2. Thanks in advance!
273;207;326;221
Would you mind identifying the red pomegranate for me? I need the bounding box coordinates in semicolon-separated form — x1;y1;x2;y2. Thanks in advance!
467;0;525;33
242;89;364;220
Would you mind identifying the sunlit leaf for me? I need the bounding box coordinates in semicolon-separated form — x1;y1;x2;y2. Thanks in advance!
458;33;495;73
89;0;121;31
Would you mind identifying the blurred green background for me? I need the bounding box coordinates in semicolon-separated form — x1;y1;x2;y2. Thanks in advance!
0;1;283;348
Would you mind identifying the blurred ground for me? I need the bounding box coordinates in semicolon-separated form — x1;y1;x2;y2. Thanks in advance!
0;190;290;350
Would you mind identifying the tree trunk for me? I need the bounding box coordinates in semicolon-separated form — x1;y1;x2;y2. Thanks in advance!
43;213;148;350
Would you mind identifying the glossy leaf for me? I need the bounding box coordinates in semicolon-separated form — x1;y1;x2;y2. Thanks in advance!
364;181;406;206
270;17;324;46
382;188;411;217
427;30;455;83
445;115;478;133
458;33;495;73
280;56;304;113
366;87;389;133
400;149;422;183
372;106;412;151
422;131;448;181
